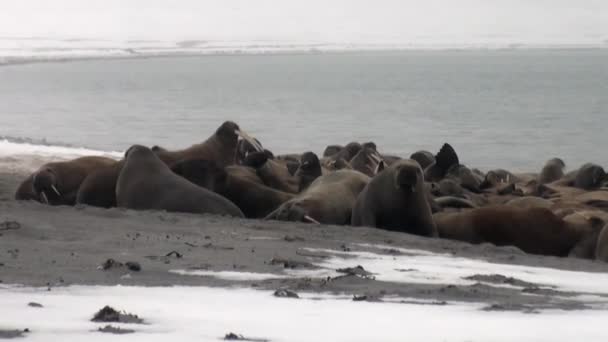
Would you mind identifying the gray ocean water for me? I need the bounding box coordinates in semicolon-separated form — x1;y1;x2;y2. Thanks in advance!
1;50;607;171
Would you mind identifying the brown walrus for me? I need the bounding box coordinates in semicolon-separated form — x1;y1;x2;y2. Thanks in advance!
294;152;322;192
266;169;370;225
76;121;259;208
352;159;437;237
595;224;608;262
423;143;459;182
116;145;244;217
171;159;295;218
435;206;604;257
243;151;300;193
15;156;116;205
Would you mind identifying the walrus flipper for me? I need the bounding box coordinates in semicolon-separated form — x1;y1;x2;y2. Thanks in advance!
435;143;459;172
435;196;477;209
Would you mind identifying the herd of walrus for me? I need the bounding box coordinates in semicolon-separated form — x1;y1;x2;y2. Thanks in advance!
13;121;608;263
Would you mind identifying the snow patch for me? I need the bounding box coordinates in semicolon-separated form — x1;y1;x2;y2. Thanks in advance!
1;285;608;341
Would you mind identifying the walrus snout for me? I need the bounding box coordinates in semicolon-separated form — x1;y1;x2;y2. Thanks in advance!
242;151;269;168
234;128;264;152
33;168;61;203
395;166;420;191
299;152;320;170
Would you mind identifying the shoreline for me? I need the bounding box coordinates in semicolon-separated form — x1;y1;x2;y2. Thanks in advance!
2;46;608;68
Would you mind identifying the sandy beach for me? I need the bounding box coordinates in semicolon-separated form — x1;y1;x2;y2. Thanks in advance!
3;169;608;304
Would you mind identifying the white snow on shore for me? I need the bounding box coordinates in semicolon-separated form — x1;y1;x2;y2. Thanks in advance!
1;0;607;64
1;284;608;342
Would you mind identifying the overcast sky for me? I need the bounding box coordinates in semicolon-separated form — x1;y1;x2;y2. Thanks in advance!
1;0;607;46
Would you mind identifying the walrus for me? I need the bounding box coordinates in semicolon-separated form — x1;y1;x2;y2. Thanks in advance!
116;145;243;216
151;145;168;153
435;206;604;257
423;143;459;182
349;147;385;177
596;224;608;262
410;150;435;170
561;211;608;259
445;164;483;193
295;152;322;192
236;137;264;164
505;196;553;209
76;161;123;208
574;163;606;190
550;163;606;190
157;120;262;167
16;156;116;205
352;159;437;237
321;157;352;172
171;159;294;218
538;158;565;184
243;151;299;193
323;145;344;157
77;121;259;208
481;169;517;189
331;142;362;162
266;170;370;225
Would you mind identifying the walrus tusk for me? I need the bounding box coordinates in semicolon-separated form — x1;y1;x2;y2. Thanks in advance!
235;129;264;152
303;215;320;224
40;192;49;204
374;161;385;175
369;153;383;164
51;185;61;196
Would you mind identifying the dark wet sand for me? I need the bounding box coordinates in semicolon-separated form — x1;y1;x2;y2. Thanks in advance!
2;170;608;312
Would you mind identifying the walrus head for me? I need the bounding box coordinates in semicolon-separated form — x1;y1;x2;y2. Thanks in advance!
296;152;322;192
410;150;435;170
171;159;227;192
547;158;566;169
270;202;320;224
216;121;263;153
362;141;377;151
323;144;344;157
124;144;148;158
298;152;321;173
575;163;606;190
236;137;266;163
242;151;271;169
32;167;61;204
394;161;423;193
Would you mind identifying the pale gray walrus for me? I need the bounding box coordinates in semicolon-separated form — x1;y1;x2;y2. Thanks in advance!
116;145;244;217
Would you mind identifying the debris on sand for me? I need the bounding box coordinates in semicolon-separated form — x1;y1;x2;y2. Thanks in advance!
268;257;315;269
100;259;142;272
352;294;369;301
125;262;141;272
336;265;375;280
97;325;135;334
463;274;540;288
274;289;299;298
224;332;269;341
482;303;540;314
101;259;122;270
165;251;183;258
91;306;144;324
0;221;20;231
0;329;29;339
283;235;304;242
27;302;43;308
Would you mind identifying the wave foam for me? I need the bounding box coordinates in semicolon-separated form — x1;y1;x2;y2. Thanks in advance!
0;138;122;173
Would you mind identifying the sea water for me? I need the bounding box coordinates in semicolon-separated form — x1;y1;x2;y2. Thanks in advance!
0;49;606;172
